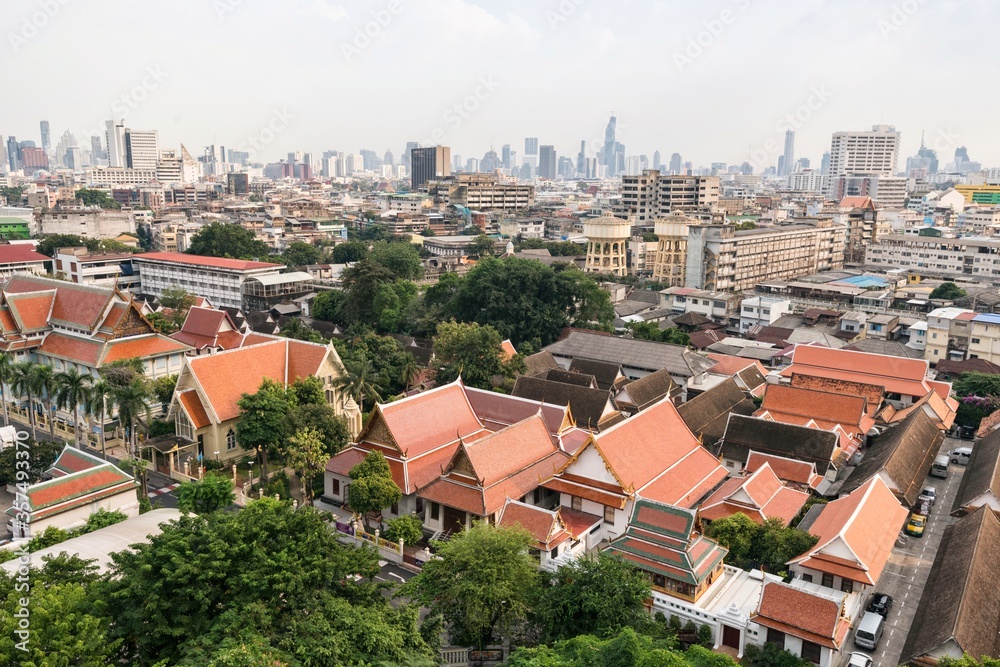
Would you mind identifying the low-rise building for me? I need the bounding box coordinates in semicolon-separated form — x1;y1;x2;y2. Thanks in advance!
53;247;137;289
660;287;741;323
968;312;1000;364
738;296;791;333
38;206;136;238
0;244;49;278
134;251;285;310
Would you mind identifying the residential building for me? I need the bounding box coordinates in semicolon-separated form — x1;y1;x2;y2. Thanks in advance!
789;476;908;594
411;146;451;190
717;415;842;483
133;251;285;310
615;170;721;223
750;581;854;667
0;207;35;238
787;169;824;192
865;230;1000;282
925;307;975;363
168;338;347;465
660;287;741;322
5;446;138;539
443;173;534;211
900;506;1000;664
828;175;907;208
53;247;137;289
83;166;159;186
38;207;136;238
0;244;49;278
967;313;1000;364
685;219;846;292
738;296;791;333
954;183;1000;205
125;129;159;170
824;125;901;197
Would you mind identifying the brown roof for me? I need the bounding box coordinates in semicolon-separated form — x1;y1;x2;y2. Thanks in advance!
753;582;852;650
4;274;113;331
759;384;871;430
745;451;824;490
567;358;624;391
614;369;679;412
935;357;1000;378
512;375;622;432
178;390;211;430
497;500;569;549
900;507;1000;664
838;410;943;506
677;378;757;447
136;251;283;271
781;345;937;400
544;368;598;388
523;350;560;377
953;429;1000;515
720;415;841;474
463;386;570;438
705;353;766;377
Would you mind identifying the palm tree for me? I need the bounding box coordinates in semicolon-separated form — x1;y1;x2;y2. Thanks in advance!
335;351;385;411
399;353;420;391
112;377;154;458
55;368;92;448
0;353;13;427
30;364;58;442
10;361;37;430
280;317;310;340
86;379;112;460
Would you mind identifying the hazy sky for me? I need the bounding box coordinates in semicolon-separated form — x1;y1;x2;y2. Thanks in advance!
3;0;996;170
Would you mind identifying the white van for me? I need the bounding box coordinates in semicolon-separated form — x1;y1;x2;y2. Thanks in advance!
930;454;949;479
950;447;973;466
854;611;884;650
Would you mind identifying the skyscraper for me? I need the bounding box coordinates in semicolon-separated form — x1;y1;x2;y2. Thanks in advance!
0;137;7;172
905;133;938;176
125;129;159;169
106;120;127;168
780;130;795;177
824;124;900;196
39;120;50;157
524;137;538;156
577;140;586;176
669;153;682;175
539;145;557;180
501;144;511;169
91;135;105;164
411;145;451;189
6;137;19;171
383;149;394;166
820;152;831;175
653;150;662;171
600;115;625;177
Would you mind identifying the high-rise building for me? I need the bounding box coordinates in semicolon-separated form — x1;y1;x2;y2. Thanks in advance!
383;149;394;166
0;137;7;172
125;129;159;170
39;120;51;157
64;147;83;171
780;130;795;177
465;157;479;173
905;132;939;177
824;125;900;196
90;136;105;165
820;152;831;175
524;137;538;156
105;120;127;168
653;151;662;171
21;147;48;170
404;141;419;171
538;145;557;180
6;137;19;171
614;170;720;224
599;115;626;177
577;141;586;176
481;150;500;173
411;145;451;189
501;144;511;169
669;153;682;175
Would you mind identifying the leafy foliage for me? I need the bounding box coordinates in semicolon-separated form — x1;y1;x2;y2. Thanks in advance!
236;378;293;479
347;451;401;524
385;515;424;546
282;241;323;268
628;321;691;346
331;241;368;264
0;439;61;486
152;374;178;404
285;428;328;502
742;641;812;667
35;234;100;257
930;282;967;300
517;238;587;257
404;521;538;650
533;552;653;643
178;474;236;514
187;222;272;259
432;320;524;390
159;287;196;330
312;290;345;323
506;628;730;667
706;514;817;575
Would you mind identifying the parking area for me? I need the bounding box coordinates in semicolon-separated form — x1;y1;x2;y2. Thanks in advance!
853;436;967;667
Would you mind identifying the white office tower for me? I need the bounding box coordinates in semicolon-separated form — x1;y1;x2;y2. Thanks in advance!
824;124;900;197
125;129;160;170
106;120;127;168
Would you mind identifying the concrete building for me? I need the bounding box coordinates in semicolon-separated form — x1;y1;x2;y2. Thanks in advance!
442;173;534;211
583;214;630;277
84;167;159;186
650;212;698;286
134;251;285;310
53;247;138;289
787;170;824;192
538;145;557;180
0;244;49;278
125;129;159;170
660;287;741;322
739;296;792;333
828;175;907;208
616;170;721;224
685;219;846;292
865;230;1000;282
38;207;136;238
968;313;1000;365
824;125;901;197
411;146;451;190
925;307;975;364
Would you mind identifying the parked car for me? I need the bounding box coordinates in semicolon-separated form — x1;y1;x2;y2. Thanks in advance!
950;447;973;465
930;454;949;479
848;652;874;667
912;499;932;516
867;593;894;617
906;512;926;537
918;487;937;508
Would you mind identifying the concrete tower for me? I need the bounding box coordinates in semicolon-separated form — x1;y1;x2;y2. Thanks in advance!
584;214;631;277
651;211;698;287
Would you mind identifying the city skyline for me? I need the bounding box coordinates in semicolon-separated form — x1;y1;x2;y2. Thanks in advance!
3;0;996;169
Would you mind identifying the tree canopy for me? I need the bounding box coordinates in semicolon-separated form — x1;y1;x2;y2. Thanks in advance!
75;188;121;209
930;282;967;300
177;474;236;514
432;320;524;390
282;241;323;268
706;514;817;575
347;451;401;526
187;222;272;259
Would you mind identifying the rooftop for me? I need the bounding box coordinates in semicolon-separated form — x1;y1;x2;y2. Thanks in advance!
135;251;283;271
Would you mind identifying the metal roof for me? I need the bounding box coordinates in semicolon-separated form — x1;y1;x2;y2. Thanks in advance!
544;331;715;377
245;271;313;286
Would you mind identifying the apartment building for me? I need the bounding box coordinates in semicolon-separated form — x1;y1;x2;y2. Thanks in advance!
615;170;721;224
865;230;1000;282
968;313;1000;365
925;307;975;364
738;296;792;333
53;247;138;289
824;125;900;197
443;173;535;212
84;167;159;186
133;251;285;310
37;207;136;239
659;287;741;322
685;219;846;292
828;175;907;208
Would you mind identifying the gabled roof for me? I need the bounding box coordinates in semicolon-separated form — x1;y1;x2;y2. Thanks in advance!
758;384;872;433
567;357;625;390
3;274;114;332
171;306;249;351
780;344;939;400
523;350;560;377
0;244;50;265
546;330;715;377
497;499;573;551
838;410;943;506
752;582;852;650
6;290;55;332
463;386;572;440
952;428;1000;515
606;498;727;587
544;367;598;388
512;375;622;432
699;463;810;526
879;388;957;431
614;369;679;412
705;353;766;378
900;507;1000;664
178;389;211;430
745;451;825;491
677;378;757;447
720;415;841;474
99;334;191;364
790;477;908;585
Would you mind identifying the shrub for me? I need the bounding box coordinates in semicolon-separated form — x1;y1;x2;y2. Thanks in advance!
261;470;292;499
698;624;713;647
385;515;424;546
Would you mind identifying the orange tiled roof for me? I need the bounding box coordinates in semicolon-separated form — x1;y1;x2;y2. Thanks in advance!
370;381;484;458
700;463;810;526
790;476;908;585
746;451;824;489
705;353;766;377
500;339;517;360
497;500;569;550
178;390;211;429
100;334;191;364
759;384;872;431
4;274;113;331
136;252;283;271
638;446;729;510
37;332;103;366
28;465;134;511
6;290;55;331
781;345;933;399
753;582;852;650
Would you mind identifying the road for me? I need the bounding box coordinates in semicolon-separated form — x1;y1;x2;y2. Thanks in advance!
851;435;966;667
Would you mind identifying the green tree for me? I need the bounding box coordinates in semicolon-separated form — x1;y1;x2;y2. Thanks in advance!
187;222;271;259
236;378;292;480
385;515;424;546
0;352;13;427
284;427;328;503
404;521;537;650
373;279;419;333
742;641;812;667
368;241;424;280
705;512;758;565
331;241;369;264
399;353;420;390
707;514;817;573
930;282;967;300
288;402;350;457
82;507;128;533
341;259;398;325
311;290;345;323
35;234;100;257
348;451;401;528
628;321;691;346
0;185;26;204
104;498;431;666
953;372;1000;399
146;311;176;334
30;363;59;441
279;316;324;342
335;350;385;411
0;439;61;486
469;234;497;259
85;378;113;460
75;188;121;209
112;375;154;457
289;375;326;406
178;474;236;514
10;361;38;430
159;286;196;330
152;374;178;405
282;240;323;267
432;320;523;390
533;552;652;643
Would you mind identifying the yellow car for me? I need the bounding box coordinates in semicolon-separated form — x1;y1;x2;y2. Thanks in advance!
905;513;926;537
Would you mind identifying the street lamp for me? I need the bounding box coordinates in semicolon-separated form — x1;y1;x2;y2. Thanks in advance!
247;461;254;487
215;450;220;463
